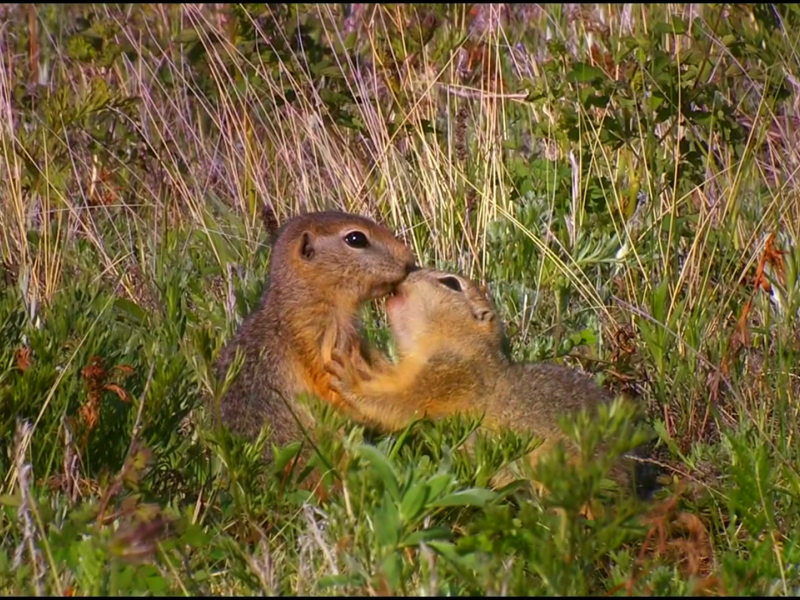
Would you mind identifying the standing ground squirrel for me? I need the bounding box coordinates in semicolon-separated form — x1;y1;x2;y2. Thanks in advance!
325;267;638;489
212;211;416;458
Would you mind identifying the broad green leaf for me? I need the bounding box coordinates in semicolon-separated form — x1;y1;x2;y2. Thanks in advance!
402;526;452;547
357;444;400;501
567;62;605;84
380;551;403;592
272;441;303;476
425;472;453;502
426;540;462;563
399;482;429;523
429;487;496;508
0;494;21;507
652;18;687;36
374;490;401;548
114;297;147;326
180;523;210;548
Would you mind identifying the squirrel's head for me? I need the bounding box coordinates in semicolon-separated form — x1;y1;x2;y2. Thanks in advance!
270;211;416;305
386;268;506;358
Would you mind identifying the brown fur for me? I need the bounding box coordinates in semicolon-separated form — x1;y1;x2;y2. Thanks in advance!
212;211;415;460
326;267;635;490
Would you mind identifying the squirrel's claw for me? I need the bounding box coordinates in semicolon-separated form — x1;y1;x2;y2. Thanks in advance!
328;349;347;370
325;362;344;383
325;349;349;394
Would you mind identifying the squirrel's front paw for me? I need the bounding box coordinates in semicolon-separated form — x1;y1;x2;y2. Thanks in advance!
325;348;350;394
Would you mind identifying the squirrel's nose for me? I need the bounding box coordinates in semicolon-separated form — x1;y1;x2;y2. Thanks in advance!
406;261;419;275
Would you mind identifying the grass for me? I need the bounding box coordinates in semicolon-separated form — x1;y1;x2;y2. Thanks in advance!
1;2;800;595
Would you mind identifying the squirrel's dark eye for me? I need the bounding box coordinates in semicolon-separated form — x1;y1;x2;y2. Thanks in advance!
344;231;370;249
437;276;462;292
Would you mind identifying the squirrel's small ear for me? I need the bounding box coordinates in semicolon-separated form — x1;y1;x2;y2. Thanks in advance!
300;231;316;260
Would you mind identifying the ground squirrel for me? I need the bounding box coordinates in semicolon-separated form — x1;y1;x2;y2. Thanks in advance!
212;211;416;459
325;267;637;490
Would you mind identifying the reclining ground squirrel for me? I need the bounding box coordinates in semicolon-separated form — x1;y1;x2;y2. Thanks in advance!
325;267;639;491
212;211;416;459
